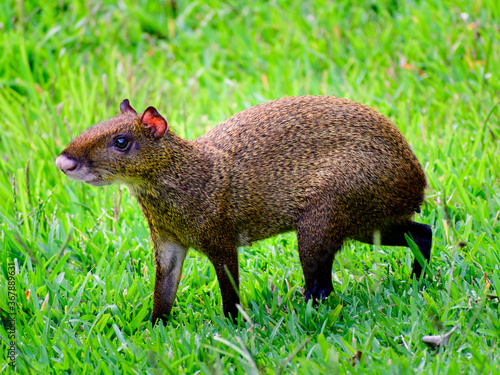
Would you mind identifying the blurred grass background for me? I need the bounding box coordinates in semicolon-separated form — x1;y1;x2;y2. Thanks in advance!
1;0;500;373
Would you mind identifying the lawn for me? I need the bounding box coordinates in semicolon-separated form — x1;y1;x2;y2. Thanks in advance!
1;0;500;373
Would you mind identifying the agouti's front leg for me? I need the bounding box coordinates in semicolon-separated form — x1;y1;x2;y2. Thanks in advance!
204;233;240;320
211;251;240;320
151;242;188;325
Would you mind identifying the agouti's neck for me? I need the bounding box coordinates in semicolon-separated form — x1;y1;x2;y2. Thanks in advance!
129;133;221;247
132;133;215;196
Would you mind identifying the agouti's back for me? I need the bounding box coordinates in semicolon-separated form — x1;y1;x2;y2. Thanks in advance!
200;96;426;244
56;95;432;324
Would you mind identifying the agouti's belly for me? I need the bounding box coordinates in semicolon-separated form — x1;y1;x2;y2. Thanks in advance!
235;219;295;246
231;193;300;246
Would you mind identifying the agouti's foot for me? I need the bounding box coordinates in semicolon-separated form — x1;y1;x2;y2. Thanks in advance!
411;262;427;280
224;305;240;323
152;314;169;326
304;280;334;302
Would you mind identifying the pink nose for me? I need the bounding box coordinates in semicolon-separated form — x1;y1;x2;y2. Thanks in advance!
56;154;78;173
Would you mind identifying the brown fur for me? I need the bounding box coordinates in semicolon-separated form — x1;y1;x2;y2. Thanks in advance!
57;96;432;324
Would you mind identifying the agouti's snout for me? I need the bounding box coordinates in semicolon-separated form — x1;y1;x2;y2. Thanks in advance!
56;154;78;173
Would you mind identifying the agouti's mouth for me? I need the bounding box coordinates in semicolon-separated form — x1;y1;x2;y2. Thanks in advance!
85;179;112;186
56;154;111;186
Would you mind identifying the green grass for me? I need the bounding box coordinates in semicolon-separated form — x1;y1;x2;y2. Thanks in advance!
1;0;500;373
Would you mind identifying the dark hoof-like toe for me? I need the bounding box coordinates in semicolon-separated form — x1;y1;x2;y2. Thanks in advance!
304;281;333;302
411;264;424;280
224;306;239;323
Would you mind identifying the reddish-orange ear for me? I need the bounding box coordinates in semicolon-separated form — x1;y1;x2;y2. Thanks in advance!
140;106;168;139
120;99;137;114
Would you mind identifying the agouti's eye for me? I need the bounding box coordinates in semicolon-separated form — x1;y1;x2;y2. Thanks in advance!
114;137;129;150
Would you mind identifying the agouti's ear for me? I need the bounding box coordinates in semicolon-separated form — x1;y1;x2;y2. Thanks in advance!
120;99;137;114
140;106;169;139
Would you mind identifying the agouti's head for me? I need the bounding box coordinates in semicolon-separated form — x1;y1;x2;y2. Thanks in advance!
56;99;169;186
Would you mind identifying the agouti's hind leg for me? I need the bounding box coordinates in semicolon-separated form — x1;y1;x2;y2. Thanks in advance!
296;209;344;302
366;221;432;278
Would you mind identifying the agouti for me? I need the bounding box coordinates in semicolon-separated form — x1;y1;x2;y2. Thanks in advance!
56;96;432;324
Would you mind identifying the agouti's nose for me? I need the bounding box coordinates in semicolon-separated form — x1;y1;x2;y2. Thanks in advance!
56;154;78;173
